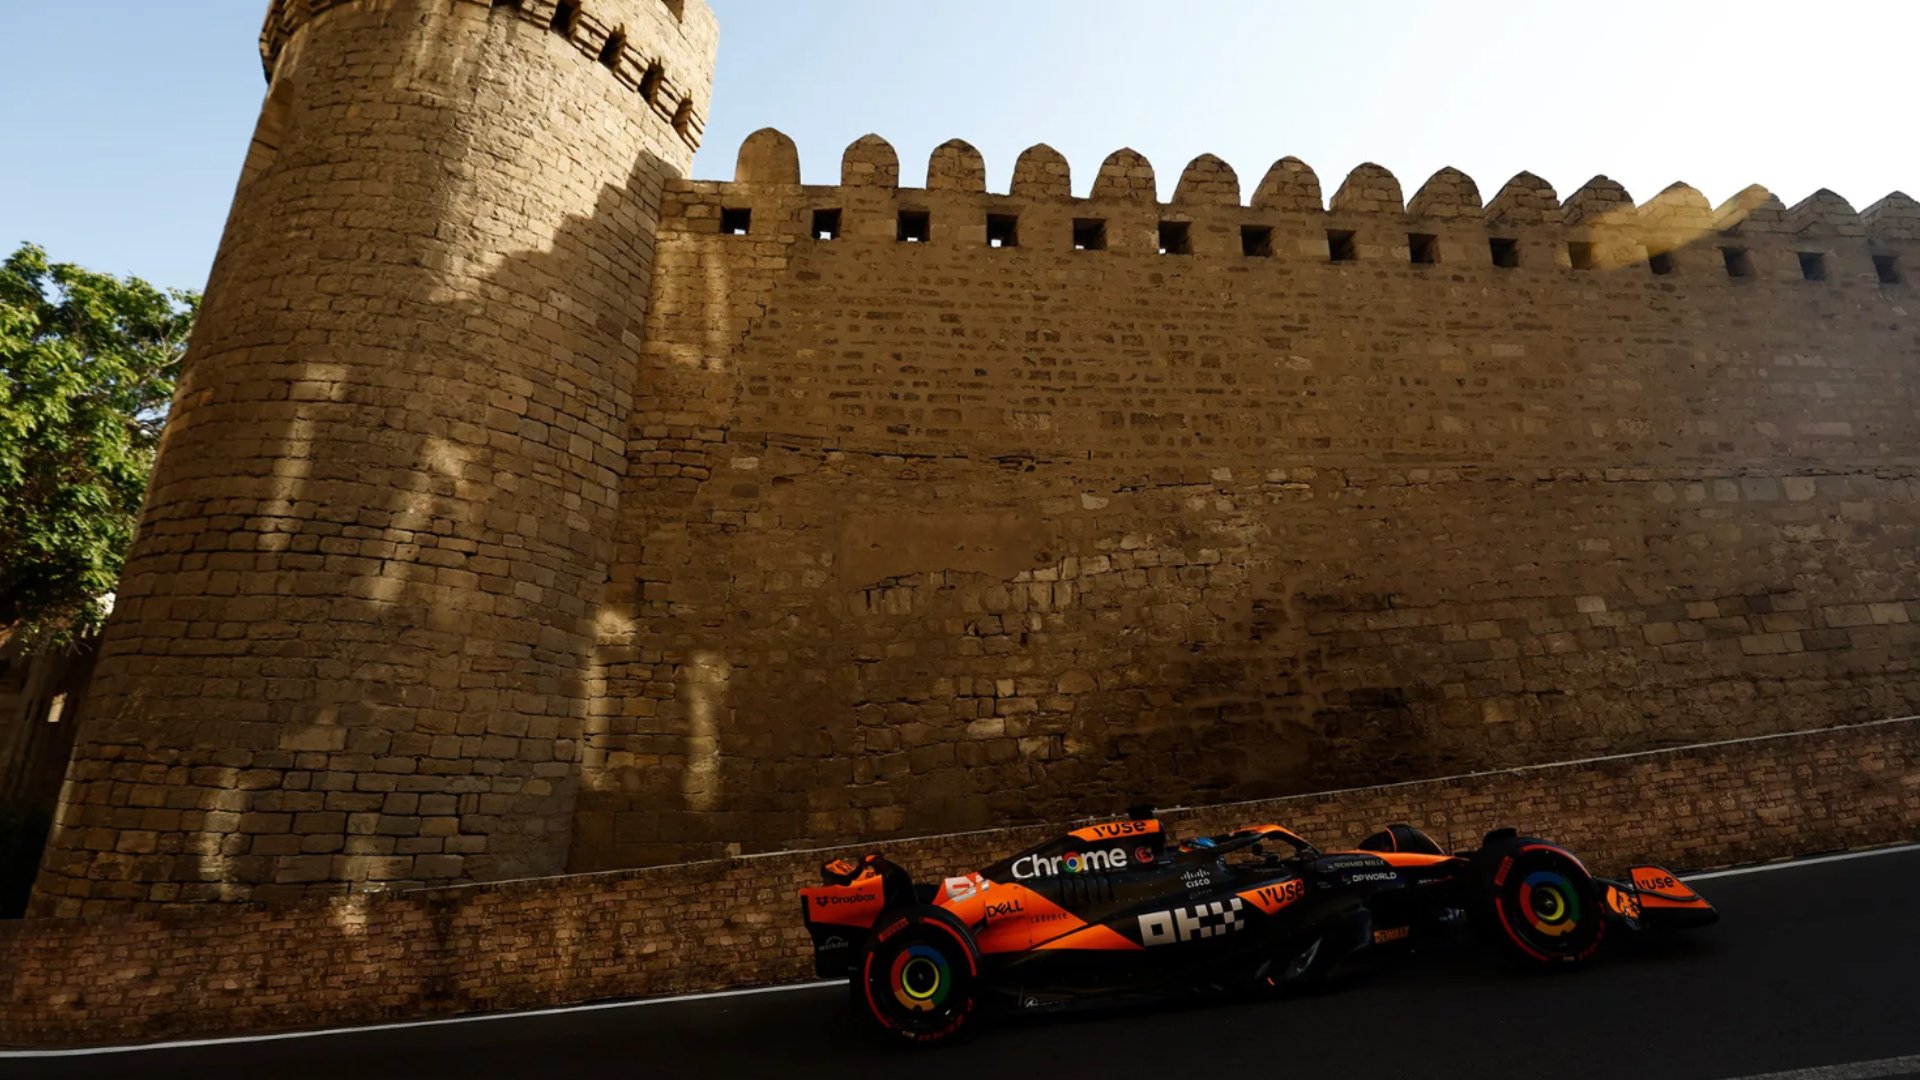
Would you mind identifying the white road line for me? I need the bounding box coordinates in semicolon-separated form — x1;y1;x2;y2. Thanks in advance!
1684;843;1920;882
1711;1052;1920;1080
5;840;1918;1060
0;980;843;1059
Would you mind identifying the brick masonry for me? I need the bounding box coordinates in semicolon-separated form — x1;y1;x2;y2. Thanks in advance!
4;718;1917;1049
28;0;1920;911
578;139;1920;868
30;0;721;913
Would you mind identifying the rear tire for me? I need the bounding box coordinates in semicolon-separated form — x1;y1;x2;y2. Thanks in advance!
1476;840;1604;967
853;905;981;1046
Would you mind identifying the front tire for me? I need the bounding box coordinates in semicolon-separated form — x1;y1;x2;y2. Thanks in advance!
1476;840;1604;967
853;905;981;1046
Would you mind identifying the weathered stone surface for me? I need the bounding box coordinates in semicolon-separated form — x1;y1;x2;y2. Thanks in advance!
5;720;1918;1047
28;0;1920;913
29;0;721;914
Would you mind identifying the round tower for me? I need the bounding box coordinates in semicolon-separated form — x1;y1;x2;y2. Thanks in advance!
30;0;718;914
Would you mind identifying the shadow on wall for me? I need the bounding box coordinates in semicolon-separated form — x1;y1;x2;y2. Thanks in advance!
560;133;1920;872
0;642;94;916
36;1;686;907
0;808;53;918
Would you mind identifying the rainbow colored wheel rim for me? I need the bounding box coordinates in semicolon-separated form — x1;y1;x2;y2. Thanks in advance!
888;945;950;1012
1517;869;1582;938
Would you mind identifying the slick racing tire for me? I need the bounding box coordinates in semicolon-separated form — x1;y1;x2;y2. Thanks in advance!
854;905;982;1046
1476;840;1604;968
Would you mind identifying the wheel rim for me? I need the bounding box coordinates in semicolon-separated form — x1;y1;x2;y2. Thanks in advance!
863;920;975;1042
888;946;950;1012
1495;848;1603;962
1518;869;1581;939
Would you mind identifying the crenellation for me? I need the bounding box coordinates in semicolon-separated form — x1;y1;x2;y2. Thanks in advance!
1485;171;1558;225
1786;188;1863;236
1715;184;1788;234
1011;144;1072;200
1090;148;1158;203
1862;191;1919;241
1329;162;1403;214
1172;154;1241;207
840;133;899;188
658;148;1912;292
1560;174;1634;226
927;139;988;193
1406;166;1482;219
1251;156;1322;212
1639;181;1715;232
733;127;799;185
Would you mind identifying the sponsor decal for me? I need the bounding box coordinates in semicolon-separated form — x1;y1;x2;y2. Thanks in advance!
983;899;1025;921
1182;869;1213;890
820;935;848;952
1079;820;1155;840
1606;885;1642;921
942;875;978;903
1636;870;1680;893
814;892;879;907
1343;870;1400;884
1135;845;1156;864
1318;856;1383;872
1030;911;1072;924
1243;878;1306;914
1437;906;1465;923
1373;925;1411;944
1630;867;1706;909
1012;847;1128;880
1138;898;1247;946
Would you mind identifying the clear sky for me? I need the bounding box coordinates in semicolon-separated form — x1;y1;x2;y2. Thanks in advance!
3;0;1913;293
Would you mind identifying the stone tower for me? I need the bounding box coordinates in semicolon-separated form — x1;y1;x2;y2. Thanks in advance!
30;0;718;914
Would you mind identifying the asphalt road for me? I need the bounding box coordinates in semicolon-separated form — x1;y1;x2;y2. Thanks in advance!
10;846;1920;1080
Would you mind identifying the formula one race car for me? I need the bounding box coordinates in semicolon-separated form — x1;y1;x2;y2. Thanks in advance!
800;814;1716;1045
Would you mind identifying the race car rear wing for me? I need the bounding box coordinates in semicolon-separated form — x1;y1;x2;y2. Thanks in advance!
799;853;916;977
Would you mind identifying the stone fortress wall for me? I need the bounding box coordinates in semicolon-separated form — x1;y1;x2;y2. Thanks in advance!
26;0;1920;913
578;131;1920;869
7;718;1919;1048
30;0;720;914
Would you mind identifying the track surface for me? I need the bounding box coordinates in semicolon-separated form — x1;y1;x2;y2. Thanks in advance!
12;847;1920;1080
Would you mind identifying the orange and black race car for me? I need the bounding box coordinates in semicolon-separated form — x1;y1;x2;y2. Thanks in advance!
801;813;1716;1045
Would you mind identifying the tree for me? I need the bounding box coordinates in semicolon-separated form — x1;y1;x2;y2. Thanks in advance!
0;244;198;650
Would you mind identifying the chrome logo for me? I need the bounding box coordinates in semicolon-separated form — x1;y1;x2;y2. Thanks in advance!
888;945;950;1012
1518;869;1581;938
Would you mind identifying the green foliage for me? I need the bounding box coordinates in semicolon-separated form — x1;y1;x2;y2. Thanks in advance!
0;244;198;649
